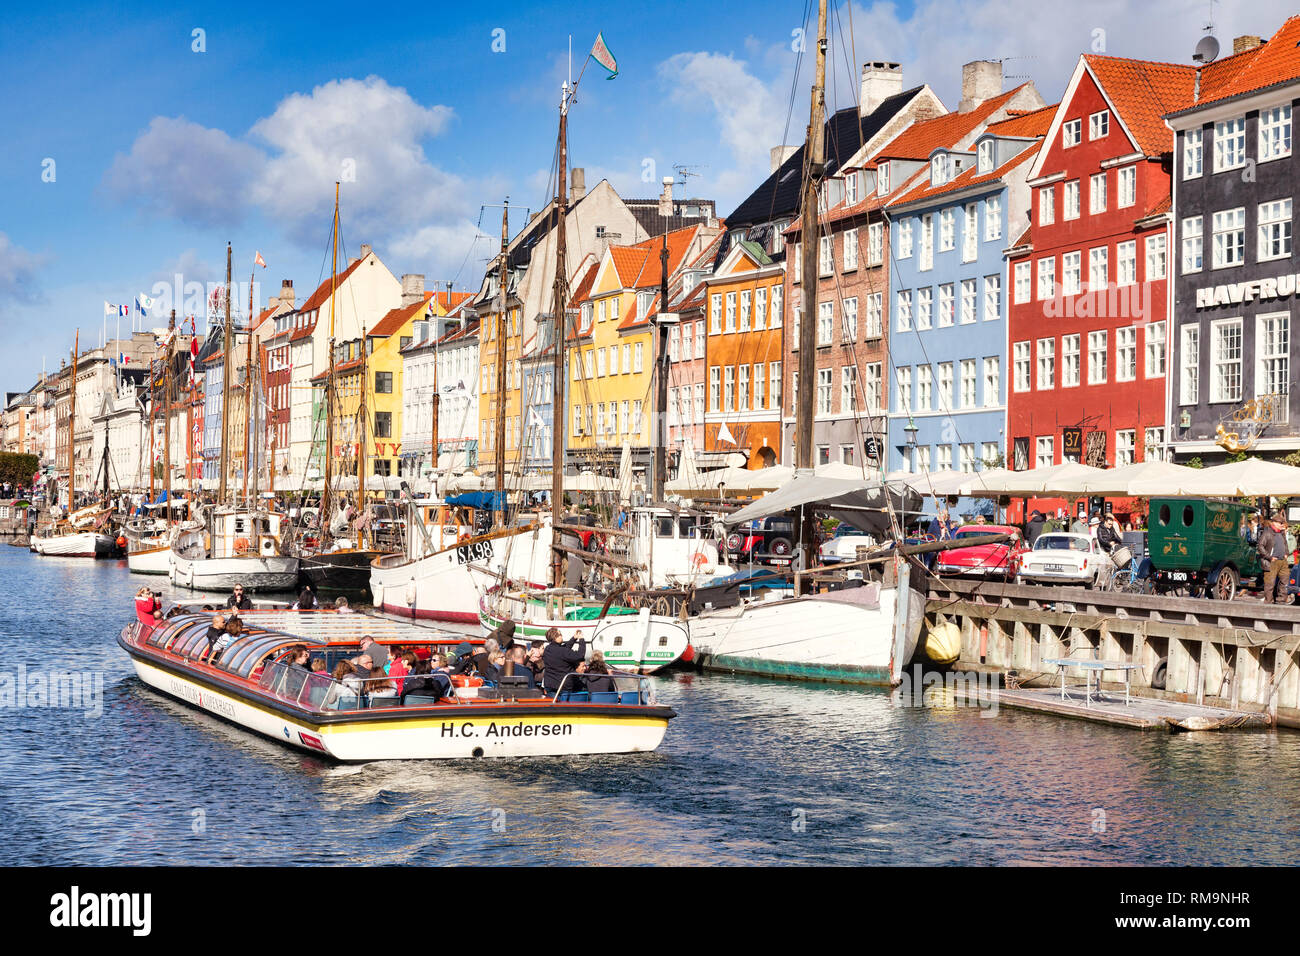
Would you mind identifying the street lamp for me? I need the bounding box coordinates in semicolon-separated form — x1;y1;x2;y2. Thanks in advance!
903;418;919;472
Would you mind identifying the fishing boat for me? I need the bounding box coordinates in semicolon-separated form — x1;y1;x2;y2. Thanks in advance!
31;508;116;558
118;610;676;760
170;506;299;591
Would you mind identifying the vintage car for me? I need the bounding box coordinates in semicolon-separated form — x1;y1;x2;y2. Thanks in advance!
724;516;797;566
1143;497;1263;600
1016;532;1116;588
932;525;1028;581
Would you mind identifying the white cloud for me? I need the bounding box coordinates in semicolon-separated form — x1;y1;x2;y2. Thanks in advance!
0;233;48;307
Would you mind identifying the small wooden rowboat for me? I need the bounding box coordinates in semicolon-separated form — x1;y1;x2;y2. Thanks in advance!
118;609;676;761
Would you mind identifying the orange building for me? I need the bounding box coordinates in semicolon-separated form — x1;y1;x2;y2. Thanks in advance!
702;240;786;468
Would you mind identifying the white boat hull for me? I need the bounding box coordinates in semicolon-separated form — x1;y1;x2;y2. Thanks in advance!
127;543;172;575
591;611;691;674
32;532;113;558
128;656;670;760
169;552;300;591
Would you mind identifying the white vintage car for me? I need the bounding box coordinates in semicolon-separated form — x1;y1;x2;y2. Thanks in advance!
1016;532;1116;588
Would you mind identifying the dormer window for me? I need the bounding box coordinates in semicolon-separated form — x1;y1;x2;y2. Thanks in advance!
931;153;949;186
977;140;994;174
876;162;890;196
845;171;858;205
637;290;654;315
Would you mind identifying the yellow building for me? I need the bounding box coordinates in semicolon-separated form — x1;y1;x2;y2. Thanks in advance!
314;293;434;479
566;226;704;473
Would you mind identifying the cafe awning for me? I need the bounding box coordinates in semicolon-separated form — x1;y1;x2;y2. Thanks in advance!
723;472;921;536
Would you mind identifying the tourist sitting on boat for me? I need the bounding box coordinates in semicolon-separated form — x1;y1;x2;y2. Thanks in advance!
501;645;535;687
334;596;352;613
541;627;587;695
294;586;318;610
359;636;389;671
581;652;614;694
287;645;312;672
323;661;363;708
366;667;398;705
209;617;243;663
526;641;546;683
450;640;500;681
202;614;227;659
135;588;163;634
226;586;252;611
388;650;416;694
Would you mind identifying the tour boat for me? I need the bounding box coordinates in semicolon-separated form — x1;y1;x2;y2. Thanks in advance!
169;507;299;591
118;610;677;760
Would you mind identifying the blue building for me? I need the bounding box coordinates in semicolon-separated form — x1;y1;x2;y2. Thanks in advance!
885;112;1048;518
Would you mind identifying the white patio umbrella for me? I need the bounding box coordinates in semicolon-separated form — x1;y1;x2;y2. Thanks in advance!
1128;458;1300;497
967;463;1103;496
1051;460;1203;496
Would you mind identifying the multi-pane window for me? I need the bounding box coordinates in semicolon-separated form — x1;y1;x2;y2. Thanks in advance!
633;342;643;373
864;363;881;413
1144;427;1165;463
1062;334;1080;387
770;286;783;328
1258;199;1292;262
723;366;734;411
1117;166;1136;208
936;284;952;328
725;292;737;332
939;209;955;251
1013;341;1030;392
1089;172;1107;214
1037;257;1055;300
1090;110;1109;139
738;364;749;410
938;444;954;471
669;325;680;362
917;287;933;330
1014;262;1031;303
708;366;720;411
740;290;751;331
842;297;858;341
695;320;705;356
898;219;913;258
1146;234;1167;281
895;367;911;412
960;279;977;324
938;361;954;408
1180;325;1199;405
960;359;977;408
1036;436;1054;468
1064;180;1080;220
962;203;978;261
840;365;856;414
1211;207;1246;268
769;362;781;410
978;139;994;173
1089;246;1108;288
983;357;999;407
845;170;859;205
1213;117;1246;172
1062;251;1082;295
920;215;934;270
754;287;767;330
710;294;722;333
819;235;834;275
983;275;1001;321
753;364;764;410
1116;429;1136;467
868;223;884;266
843;229;859;271
1037;338;1055;389
817;301;834;346
1184;127;1203;179
877;162;890;195
1117;240;1136;286
896;290;913;331
1257;313;1290;398
1211;318;1242;403
1088;330;1108;384
1116;327;1137;382
962;443;979;473
1182;216;1203;273
1145;321;1166;378
1063;118;1081;147
1039;186;1055;226
1259;105;1292;162
916;365;932;412
865;293;882;338
596;348;607;377
985;195;1002;240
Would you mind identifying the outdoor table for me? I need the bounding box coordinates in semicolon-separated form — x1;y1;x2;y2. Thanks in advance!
1041;658;1143;707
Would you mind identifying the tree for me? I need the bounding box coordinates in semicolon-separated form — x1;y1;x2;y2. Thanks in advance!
0;453;39;490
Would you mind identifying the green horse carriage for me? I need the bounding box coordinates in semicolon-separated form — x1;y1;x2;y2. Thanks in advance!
1135;498;1263;600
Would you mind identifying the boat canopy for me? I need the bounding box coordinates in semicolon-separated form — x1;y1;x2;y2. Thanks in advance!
445;491;505;511
144;614;327;680
724;473;921;535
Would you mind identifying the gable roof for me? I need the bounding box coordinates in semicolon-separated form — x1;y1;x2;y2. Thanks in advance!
298;254;370;315
874;84;1030;163
985;103;1058;138
725;85;927;229
887;140;1041;209
1170;17;1299;113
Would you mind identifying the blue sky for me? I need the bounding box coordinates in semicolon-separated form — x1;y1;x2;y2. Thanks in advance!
0;0;1288;391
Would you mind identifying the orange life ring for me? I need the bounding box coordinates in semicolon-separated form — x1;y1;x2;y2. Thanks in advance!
233;537;250;554
691;552;708;568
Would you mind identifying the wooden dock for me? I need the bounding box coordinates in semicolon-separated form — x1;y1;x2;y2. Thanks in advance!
991;684;1271;732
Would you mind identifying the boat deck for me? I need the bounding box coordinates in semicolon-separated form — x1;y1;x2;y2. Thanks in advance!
993;685;1271;732
216;609;467;645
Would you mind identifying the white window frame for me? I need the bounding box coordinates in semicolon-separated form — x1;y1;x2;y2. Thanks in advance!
1062;333;1080;387
1089;110;1109;140
1089;172;1107;215
1013;341;1030;393
1182;215;1203;274
1213;117;1246;173
1259;105;1293;163
1088;330;1108;385
1062;118;1081;148
1145;320;1166;379
1036;337;1055;390
1211;207;1246;269
1179;324;1199;406
1117;166;1136;208
1116;326;1137;383
1183;127;1203;180
1258;198;1293;263
1145;234;1167;281
1210;317;1242;404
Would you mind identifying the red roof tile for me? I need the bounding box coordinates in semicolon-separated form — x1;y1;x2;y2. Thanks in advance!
298;255;369;315
985;103;1058;138
1188;19;1297;109
369;292;433;338
888;140;1041;207
874;85;1030;162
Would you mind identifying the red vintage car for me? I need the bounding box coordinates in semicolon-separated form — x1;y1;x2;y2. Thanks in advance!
931;525;1028;581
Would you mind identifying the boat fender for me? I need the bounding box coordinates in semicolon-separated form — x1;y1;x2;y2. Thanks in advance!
924;621;962;665
1150;656;1168;691
116;536;127;549
405;581;416;607
680;644;696;664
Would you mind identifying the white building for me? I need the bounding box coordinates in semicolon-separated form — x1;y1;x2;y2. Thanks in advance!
401;308;480;475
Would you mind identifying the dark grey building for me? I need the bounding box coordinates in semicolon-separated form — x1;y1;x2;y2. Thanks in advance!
1167;29;1299;460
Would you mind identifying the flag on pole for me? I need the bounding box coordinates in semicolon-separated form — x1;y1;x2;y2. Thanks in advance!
254;251;267;268
136;293;155;315
590;33;618;79
103;303;128;316
717;421;737;445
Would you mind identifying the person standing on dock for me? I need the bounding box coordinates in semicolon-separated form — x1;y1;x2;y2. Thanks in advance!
1258;516;1292;605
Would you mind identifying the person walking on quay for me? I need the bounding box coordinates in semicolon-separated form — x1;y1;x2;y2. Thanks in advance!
1258;515;1292;605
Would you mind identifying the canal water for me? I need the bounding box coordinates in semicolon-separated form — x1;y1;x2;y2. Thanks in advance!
2;543;1298;866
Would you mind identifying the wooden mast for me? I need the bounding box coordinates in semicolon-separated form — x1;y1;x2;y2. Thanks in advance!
243;269;254;504
147;349;156;502
357;320;368;550
550;80;569;587
68;330;79;512
494;201;509;528
219;242;233;502
653;233;669;503
794;0;828;590
323;182;339;537
163;310;174;523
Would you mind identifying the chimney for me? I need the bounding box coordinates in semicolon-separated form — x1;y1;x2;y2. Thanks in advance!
860;61;903;117
770;145;799;173
571;167;586;201
659;176;674;217
1233;35;1264;54
279;279;294;309
360;242;373;260
401;273;426;306
959;60;1003;113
